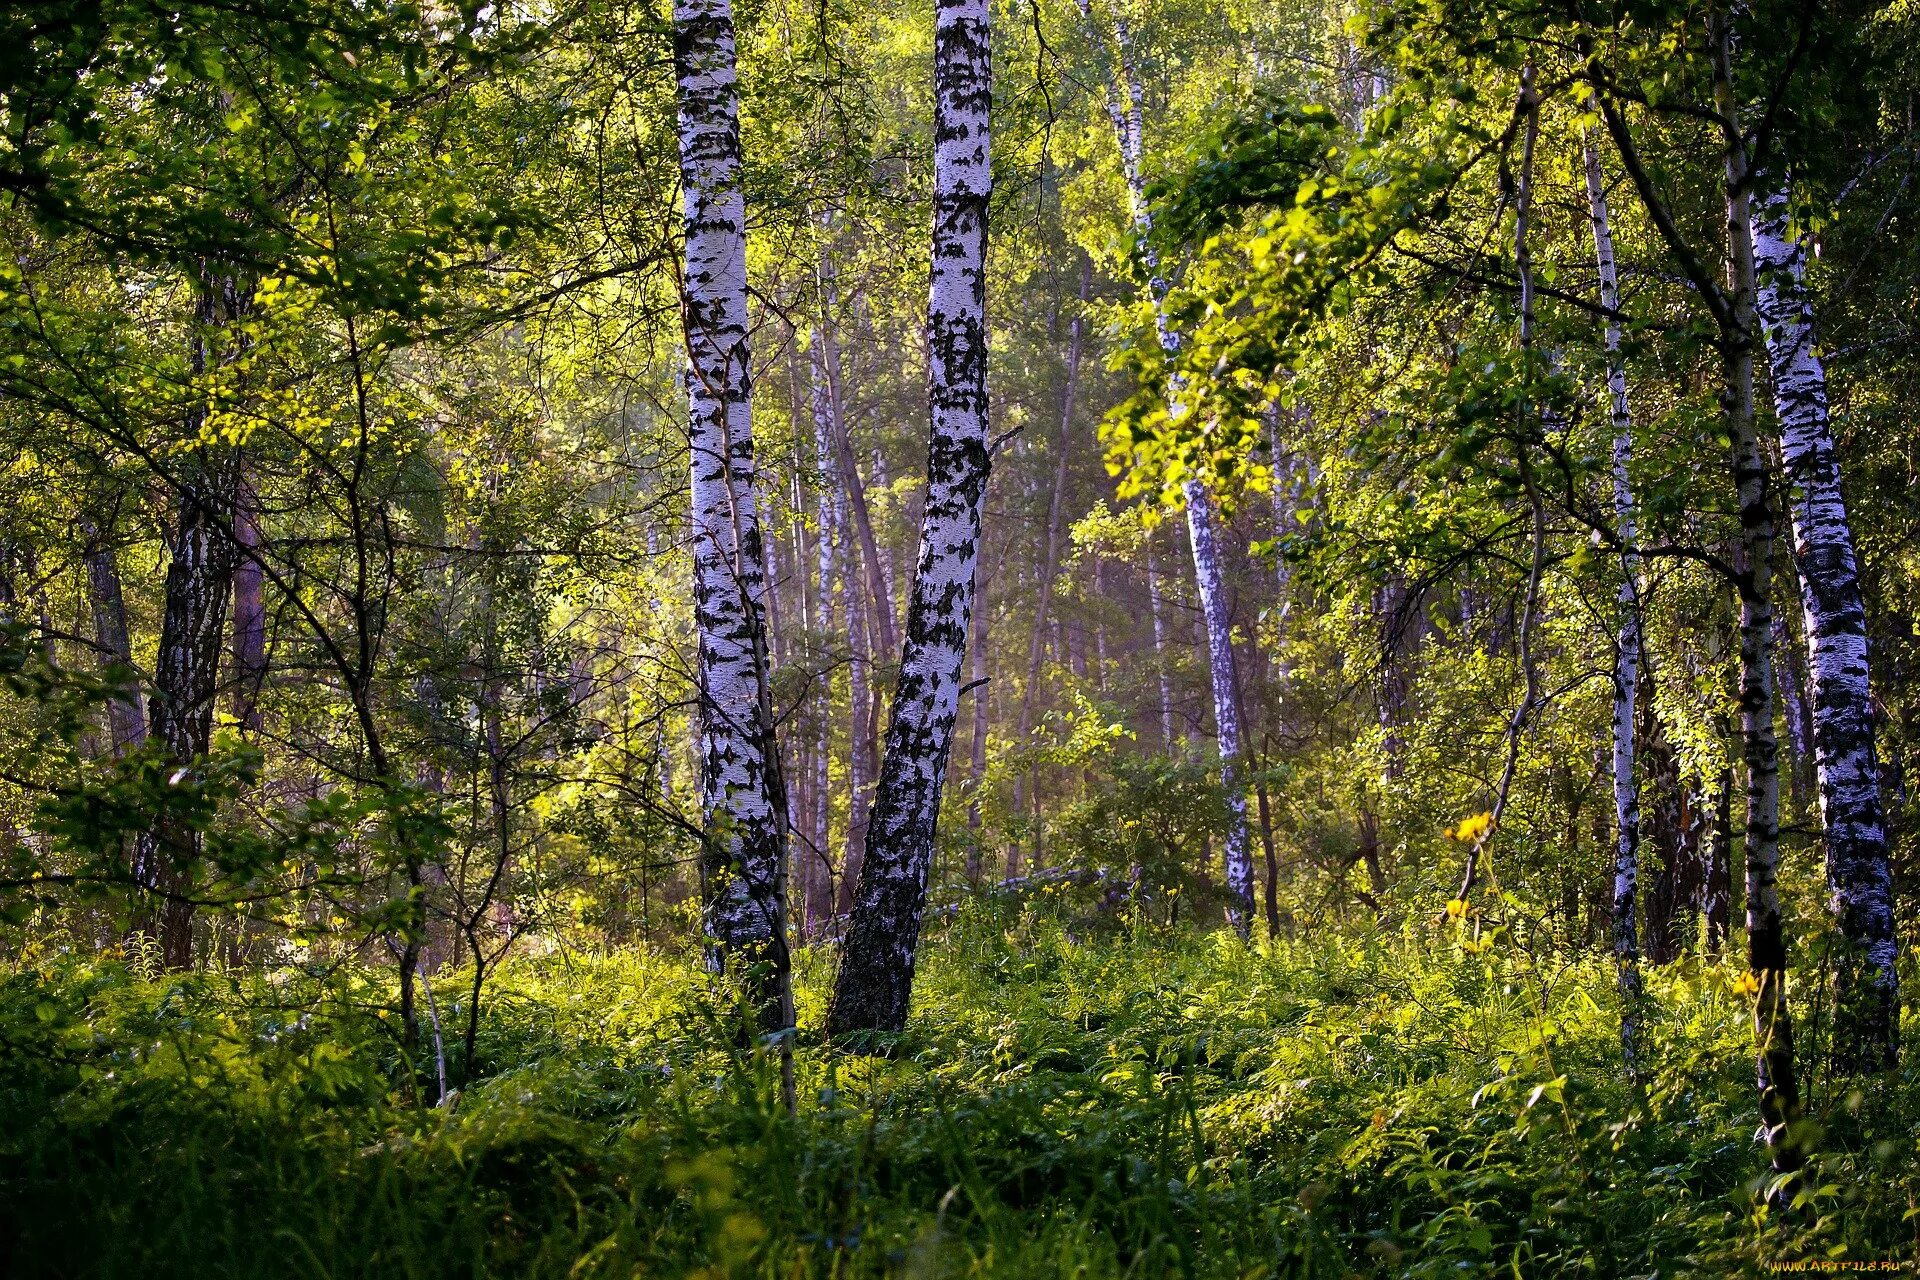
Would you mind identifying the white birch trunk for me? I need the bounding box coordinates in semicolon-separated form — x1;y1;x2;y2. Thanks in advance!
1711;20;1799;1174
673;0;790;1030
1751;182;1899;1072
1146;543;1177;748
1583;128;1645;1073
828;0;992;1035
807;335;840;931
1081;0;1254;934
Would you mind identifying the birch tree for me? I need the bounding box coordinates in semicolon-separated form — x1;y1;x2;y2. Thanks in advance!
1586;12;1802;1173
131;273;250;969
673;0;791;1035
1751;180;1899;1073
1078;0;1254;935
1582;128;1645;1073
827;0;992;1036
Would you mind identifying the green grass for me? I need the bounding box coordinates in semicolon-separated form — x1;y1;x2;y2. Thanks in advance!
2;912;1914;1277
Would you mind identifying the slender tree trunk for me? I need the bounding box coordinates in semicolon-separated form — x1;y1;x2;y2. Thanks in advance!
1751;181;1899;1074
1015;258;1090;853
840;519;872;916
1638;679;1689;965
79;517;145;757
1712;17;1800;1175
1081;0;1253;934
673;0;791;1038
231;476;268;736
1771;608;1814;803
807;336;841;933
1186;492;1254;934
1704;729;1735;954
1146;543;1176;748
966;565;989;880
827;0;991;1038
1585;127;1646;1073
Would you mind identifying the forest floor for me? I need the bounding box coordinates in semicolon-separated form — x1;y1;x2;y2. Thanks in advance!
2;907;1915;1278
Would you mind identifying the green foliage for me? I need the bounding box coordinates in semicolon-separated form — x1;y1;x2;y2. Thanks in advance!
3;920;1914;1278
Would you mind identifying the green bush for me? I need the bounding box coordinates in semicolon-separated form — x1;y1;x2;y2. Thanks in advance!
1;916;1913;1277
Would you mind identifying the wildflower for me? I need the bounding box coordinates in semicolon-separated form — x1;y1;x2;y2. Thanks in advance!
1446;811;1494;843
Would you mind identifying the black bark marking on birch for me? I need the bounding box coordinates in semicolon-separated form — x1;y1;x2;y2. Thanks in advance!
826;0;991;1040
1751;181;1898;1074
1711;15;1801;1178
674;0;791;1040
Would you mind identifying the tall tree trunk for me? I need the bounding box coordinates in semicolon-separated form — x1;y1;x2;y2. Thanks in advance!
132;273;249;969
79;516;145;757
966;564;989;881
816;238;898;665
1771;608;1814;804
1751;181;1899;1074
807;335;841;933
1145;543;1176;748
1186;493;1254;934
1015;258;1090;856
673;0;791;1038
827;0;991;1037
1712;16;1800;1176
840;514;872;916
1703;717;1736;954
1081;0;1253;934
231;476;267;736
1637;679;1691;965
1584;127;1646;1072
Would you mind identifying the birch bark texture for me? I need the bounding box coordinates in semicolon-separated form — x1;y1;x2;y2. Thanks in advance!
1750;183;1898;1073
1079;0;1254;935
826;0;991;1037
1582;129;1645;1074
131;272;250;970
673;0;791;1030
1711;20;1799;1175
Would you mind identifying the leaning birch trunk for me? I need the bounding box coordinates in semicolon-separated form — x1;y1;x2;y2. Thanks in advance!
826;0;991;1037
1081;0;1253;934
673;0;791;1038
1583;128;1646;1076
1751;181;1899;1074
1712;19;1801;1176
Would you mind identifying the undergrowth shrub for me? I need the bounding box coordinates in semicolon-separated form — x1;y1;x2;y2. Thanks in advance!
0;914;1914;1277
